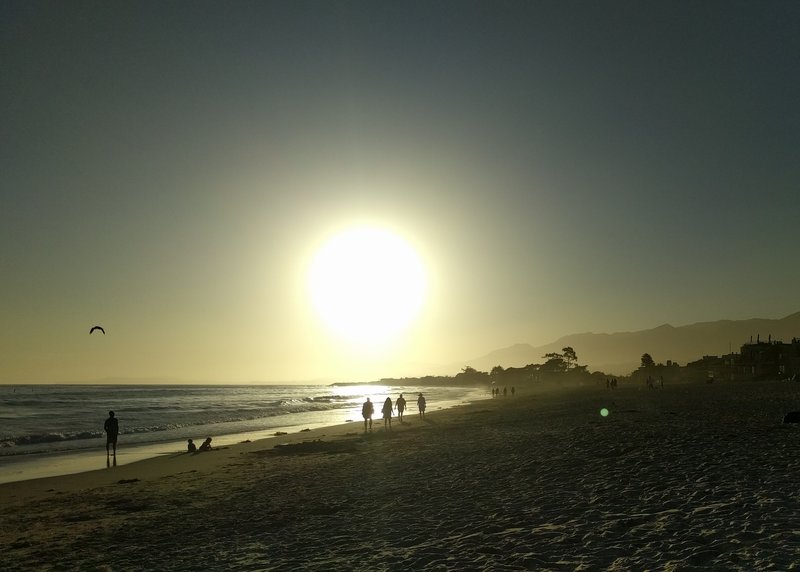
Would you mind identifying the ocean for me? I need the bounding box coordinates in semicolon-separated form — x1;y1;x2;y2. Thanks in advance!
0;383;488;483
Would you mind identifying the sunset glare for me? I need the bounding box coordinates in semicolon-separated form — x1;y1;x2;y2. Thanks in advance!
307;227;427;350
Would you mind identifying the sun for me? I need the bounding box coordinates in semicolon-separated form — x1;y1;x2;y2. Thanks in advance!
307;227;427;348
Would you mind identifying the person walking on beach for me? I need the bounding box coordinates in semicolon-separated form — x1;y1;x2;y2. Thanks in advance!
362;397;374;432
396;393;407;422
104;410;119;457
382;397;393;431
417;393;426;418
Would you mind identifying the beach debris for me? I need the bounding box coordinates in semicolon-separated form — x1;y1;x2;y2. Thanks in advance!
274;431;288;436
117;478;139;484
300;428;311;432
269;439;358;456
89;325;105;335
782;411;800;423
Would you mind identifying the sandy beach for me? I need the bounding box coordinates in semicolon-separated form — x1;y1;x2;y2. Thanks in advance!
3;379;800;571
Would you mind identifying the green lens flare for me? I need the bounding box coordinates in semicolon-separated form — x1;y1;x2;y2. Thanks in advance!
600;408;609;417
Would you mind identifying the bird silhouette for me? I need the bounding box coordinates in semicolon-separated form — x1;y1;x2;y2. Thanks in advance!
89;326;105;335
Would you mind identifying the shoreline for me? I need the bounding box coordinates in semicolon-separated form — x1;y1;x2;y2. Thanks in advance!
0;386;486;486
0;393;482;493
0;417;354;487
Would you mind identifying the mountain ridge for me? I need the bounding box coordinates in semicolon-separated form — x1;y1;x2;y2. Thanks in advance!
463;312;800;376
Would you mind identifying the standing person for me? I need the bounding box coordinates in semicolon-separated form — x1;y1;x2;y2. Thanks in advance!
511;386;516;397
104;410;119;457
503;386;508;397
382;397;393;430
395;393;407;422
417;393;426;418
362;397;374;432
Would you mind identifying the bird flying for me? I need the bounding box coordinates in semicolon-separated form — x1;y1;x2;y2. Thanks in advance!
89;326;105;335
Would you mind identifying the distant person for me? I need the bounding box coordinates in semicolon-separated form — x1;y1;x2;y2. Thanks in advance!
503;386;508;397
199;437;213;452
382;397;393;430
104;410;119;457
511;386;516;397
187;439;197;453
396;393;407;422
417;393;426;418
362;397;374;432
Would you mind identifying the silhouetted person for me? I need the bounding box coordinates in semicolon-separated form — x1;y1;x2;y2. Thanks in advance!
417;393;426;418
396;393;407;422
104;410;119;457
362;397;374;432
187;439;197;453
511;386;515;397
382;397;393;430
503;386;508;397
199;437;212;451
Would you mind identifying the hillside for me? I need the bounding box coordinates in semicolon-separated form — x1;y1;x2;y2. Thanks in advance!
465;312;800;375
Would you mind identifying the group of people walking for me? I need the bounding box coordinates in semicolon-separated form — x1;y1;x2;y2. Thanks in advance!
361;392;426;432
492;386;515;398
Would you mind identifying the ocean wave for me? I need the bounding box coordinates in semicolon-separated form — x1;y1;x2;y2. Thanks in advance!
2;431;104;446
0;401;351;447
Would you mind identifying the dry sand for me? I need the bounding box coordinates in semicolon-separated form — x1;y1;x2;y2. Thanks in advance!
3;379;800;571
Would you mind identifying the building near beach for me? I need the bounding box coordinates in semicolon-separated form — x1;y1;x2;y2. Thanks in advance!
736;337;800;380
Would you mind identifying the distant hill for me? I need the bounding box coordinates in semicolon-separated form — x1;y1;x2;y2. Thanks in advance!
464;312;800;375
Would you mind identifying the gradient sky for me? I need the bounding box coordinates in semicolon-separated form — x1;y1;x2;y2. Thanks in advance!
2;1;798;383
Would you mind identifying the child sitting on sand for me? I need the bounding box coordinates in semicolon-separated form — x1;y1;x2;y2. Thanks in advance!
198;437;212;452
187;439;197;453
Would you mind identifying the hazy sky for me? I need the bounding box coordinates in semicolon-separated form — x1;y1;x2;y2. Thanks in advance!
2;1;798;383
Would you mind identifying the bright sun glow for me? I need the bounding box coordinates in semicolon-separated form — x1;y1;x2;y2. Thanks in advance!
308;227;427;348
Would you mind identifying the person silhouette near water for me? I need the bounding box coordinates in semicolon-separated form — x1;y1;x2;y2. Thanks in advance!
417;393;426;418
362;397;374;432
198;437;213;451
382;397;393;430
187;439;197;453
396;393;407;422
104;410;119;457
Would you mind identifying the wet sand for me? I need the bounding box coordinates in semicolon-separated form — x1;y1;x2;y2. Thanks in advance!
3;380;800;570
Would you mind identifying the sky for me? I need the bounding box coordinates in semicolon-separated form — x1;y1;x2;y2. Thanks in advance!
2;1;798;384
